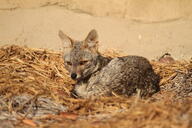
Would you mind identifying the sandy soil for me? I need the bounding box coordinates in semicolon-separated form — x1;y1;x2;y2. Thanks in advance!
0;0;192;59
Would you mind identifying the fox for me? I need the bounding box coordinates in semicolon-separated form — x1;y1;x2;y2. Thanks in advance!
58;29;160;98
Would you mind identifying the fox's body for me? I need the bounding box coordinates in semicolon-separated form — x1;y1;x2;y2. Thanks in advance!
59;29;160;98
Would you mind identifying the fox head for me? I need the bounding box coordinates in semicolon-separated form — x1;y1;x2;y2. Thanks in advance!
58;29;100;81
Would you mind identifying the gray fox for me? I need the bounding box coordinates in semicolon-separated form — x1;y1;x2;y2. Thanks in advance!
58;29;160;98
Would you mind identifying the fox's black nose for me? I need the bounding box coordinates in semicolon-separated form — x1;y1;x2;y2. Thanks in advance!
71;73;77;80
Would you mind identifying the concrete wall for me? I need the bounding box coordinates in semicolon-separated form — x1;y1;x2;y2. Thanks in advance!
1;0;192;22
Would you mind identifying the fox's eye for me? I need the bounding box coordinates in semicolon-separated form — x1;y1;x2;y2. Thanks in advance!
66;61;72;66
79;60;88;65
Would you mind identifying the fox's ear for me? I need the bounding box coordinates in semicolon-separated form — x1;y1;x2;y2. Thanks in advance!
58;30;73;48
85;29;98;42
85;29;99;52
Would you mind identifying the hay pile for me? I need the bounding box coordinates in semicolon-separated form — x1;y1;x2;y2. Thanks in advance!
0;45;191;128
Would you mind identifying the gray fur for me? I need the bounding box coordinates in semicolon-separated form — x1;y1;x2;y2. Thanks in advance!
58;29;160;98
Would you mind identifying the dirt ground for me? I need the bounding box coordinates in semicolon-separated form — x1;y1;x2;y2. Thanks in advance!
0;0;192;59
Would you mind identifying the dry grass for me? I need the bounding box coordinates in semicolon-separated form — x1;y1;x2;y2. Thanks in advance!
0;45;191;128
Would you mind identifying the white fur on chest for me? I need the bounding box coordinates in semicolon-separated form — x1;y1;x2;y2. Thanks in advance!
75;83;89;98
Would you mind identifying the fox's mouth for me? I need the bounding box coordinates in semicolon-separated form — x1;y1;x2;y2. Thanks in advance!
76;75;89;83
76;77;83;82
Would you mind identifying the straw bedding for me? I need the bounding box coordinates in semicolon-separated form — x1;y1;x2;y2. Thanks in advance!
0;45;191;128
